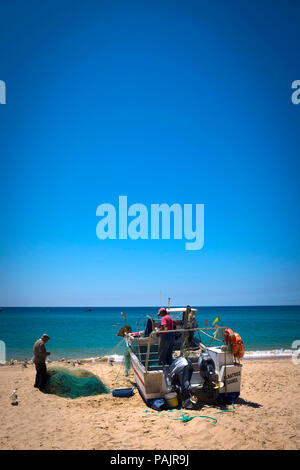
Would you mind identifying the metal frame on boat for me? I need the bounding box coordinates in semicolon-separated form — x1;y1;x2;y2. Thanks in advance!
125;307;243;407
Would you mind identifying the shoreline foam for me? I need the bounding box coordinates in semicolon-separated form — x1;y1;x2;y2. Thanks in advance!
2;349;296;366
84;349;296;362
243;349;294;359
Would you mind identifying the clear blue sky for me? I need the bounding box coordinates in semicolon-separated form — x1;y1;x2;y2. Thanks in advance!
0;0;299;306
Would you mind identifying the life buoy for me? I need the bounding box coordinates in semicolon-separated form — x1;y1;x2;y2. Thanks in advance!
229;332;244;359
237;341;245;359
224;328;233;344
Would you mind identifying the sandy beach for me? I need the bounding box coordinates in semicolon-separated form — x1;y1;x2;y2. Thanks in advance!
0;358;299;450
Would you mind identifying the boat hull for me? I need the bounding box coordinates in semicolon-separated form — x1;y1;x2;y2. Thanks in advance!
127;336;242;406
130;351;168;402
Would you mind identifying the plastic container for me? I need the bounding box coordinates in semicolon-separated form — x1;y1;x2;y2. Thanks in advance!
151;398;166;411
164;392;178;408
112;388;134;397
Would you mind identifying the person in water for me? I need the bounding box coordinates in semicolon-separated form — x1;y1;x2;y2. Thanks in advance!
158;308;175;366
33;334;51;391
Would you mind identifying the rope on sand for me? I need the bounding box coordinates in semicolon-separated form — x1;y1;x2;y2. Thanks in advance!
144;409;217;424
144;399;236;422
215;400;235;414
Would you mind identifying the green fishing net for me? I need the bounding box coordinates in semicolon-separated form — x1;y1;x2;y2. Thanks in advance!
124;347;131;377
45;366;110;399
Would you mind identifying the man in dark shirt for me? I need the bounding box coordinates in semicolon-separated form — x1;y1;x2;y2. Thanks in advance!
33;334;51;390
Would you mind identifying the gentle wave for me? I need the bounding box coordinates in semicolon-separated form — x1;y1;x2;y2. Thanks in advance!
85;354;125;362
2;350;295;364
92;350;295;362
243;349;294;360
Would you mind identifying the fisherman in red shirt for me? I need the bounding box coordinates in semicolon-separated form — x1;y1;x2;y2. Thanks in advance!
158;308;175;366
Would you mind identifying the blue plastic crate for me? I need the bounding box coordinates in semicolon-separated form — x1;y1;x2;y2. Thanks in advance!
112;387;134;397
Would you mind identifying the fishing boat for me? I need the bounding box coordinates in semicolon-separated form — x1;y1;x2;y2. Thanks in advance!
124;307;244;409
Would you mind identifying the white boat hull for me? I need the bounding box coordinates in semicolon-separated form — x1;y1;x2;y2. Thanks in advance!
130;351;168;402
129;346;242;404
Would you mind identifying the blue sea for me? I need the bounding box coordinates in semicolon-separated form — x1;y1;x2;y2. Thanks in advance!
0;306;299;361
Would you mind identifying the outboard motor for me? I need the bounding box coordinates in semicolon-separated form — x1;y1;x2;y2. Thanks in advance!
169;357;194;409
198;352;218;388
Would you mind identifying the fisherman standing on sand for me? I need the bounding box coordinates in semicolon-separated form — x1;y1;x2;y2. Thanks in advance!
33;334;51;391
158;308;175;366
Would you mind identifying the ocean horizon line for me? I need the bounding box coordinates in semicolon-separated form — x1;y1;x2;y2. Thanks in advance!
1;304;300;308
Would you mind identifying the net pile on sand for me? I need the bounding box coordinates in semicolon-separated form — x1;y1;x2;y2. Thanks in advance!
45;366;110;399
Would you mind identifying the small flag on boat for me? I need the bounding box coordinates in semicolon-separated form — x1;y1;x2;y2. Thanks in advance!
205;319;208;327
212;315;220;325
121;312;126;319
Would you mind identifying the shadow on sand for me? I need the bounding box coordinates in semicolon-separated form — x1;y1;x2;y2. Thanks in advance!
234;397;262;408
184;396;262;412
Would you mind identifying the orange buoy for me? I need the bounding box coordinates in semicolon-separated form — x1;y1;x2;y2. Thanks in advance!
230;332;244;358
237;342;245;359
224;328;244;358
224;328;233;344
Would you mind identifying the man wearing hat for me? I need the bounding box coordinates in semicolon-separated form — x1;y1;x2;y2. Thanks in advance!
158;308;175;366
33;334;51;390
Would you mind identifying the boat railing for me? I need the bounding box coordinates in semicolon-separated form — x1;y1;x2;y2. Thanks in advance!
140;326;226;371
